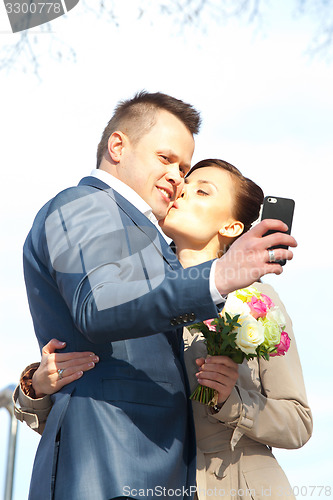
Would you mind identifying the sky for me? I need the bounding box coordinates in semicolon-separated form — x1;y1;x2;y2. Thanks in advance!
0;1;333;498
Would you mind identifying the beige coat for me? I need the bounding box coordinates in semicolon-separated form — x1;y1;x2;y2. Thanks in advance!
184;282;312;500
14;282;312;500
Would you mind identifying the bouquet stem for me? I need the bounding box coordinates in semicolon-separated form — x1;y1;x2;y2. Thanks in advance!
189;351;244;407
190;385;217;406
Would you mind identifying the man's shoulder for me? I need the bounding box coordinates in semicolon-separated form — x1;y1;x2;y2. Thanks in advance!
43;176;113;215
26;179;102;233
51;177;100;203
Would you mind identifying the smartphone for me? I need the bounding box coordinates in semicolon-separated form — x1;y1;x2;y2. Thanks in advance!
260;196;295;266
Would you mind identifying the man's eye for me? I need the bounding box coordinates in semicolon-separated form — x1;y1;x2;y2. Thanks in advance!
197;189;208;196
160;155;170;163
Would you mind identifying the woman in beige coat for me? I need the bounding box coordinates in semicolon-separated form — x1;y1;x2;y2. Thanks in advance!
15;159;312;499
183;280;311;499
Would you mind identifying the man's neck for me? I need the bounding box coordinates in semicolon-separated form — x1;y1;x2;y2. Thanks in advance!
91;168;152;216
90;168;172;243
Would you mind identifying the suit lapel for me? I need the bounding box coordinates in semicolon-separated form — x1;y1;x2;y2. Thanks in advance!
79;177;184;358
78;176;181;271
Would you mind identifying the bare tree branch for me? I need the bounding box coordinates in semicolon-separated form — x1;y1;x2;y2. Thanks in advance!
1;0;332;76
293;0;333;60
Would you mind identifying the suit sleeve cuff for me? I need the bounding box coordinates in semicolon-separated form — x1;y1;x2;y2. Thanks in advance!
209;259;227;306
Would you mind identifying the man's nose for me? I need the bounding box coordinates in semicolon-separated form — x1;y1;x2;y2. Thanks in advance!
165;165;185;198
165;164;183;187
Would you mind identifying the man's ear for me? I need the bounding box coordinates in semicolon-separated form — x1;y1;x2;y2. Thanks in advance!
219;221;244;238
107;131;126;163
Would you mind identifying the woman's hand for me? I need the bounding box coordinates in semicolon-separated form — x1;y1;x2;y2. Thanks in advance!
32;339;99;398
195;355;239;405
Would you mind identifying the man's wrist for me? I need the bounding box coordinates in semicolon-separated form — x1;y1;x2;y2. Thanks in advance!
210;260;227;305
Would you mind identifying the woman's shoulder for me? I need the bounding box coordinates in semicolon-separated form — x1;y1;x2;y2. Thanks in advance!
252;280;276;295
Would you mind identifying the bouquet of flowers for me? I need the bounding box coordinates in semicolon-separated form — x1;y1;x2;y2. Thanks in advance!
189;286;291;406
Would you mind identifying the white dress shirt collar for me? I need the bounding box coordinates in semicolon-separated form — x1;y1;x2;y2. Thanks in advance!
90;168;161;228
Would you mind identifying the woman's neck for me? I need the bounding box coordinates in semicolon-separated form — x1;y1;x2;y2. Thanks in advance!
176;242;222;269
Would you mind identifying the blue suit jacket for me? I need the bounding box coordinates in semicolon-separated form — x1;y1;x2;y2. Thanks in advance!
23;176;219;500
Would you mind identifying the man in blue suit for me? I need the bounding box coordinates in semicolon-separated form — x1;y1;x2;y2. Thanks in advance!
23;91;295;500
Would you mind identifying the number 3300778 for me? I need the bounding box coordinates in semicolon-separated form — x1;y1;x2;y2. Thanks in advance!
277;486;332;497
5;3;62;14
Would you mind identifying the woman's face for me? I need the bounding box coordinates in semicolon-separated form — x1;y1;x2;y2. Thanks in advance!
160;165;240;249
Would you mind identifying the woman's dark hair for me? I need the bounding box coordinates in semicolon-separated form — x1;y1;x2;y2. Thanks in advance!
188;159;264;234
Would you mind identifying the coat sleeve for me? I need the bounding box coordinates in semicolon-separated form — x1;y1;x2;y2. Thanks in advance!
12;363;51;435
213;282;313;449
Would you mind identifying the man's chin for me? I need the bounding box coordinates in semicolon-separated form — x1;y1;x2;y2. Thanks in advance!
152;204;172;222
158;224;173;241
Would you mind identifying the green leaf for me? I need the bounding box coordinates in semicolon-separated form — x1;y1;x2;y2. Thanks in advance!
230;350;245;364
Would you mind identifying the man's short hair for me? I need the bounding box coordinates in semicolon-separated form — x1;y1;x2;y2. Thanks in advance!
96;90;201;168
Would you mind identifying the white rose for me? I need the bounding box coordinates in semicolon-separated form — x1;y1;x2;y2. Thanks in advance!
266;306;286;330
235;315;265;355
223;294;251;318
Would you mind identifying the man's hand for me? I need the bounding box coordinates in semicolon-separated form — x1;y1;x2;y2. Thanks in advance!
215;219;297;295
195;355;239;405
31;339;99;398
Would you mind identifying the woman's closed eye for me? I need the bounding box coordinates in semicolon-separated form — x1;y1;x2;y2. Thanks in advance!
197;189;209;196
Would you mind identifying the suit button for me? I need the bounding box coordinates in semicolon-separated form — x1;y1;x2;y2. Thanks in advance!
177;316;183;324
170;318;178;326
189;312;195;321
182;313;189;323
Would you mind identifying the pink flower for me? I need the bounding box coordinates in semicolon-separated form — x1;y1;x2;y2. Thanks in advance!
271;331;291;356
260;294;274;309
248;297;268;319
203;319;217;331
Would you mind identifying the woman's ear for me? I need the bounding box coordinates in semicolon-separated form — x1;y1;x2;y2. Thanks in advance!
219;221;244;238
107;131;126;163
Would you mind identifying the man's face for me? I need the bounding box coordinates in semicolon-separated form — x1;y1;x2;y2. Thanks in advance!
118;110;195;220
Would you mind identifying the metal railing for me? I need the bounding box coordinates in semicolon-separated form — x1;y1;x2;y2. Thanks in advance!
0;385;18;500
